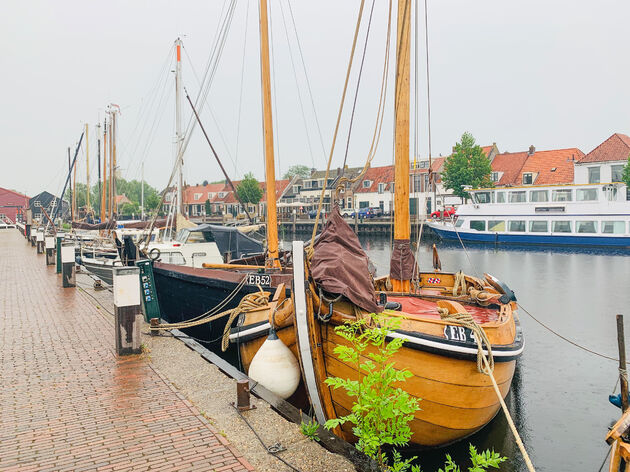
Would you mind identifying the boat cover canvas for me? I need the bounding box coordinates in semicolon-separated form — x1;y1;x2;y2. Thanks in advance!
311;206;382;313
193;224;263;260
390;238;416;281
121;218;167;229
72;219;117;230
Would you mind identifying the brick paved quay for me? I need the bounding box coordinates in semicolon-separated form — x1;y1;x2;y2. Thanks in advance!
0;230;254;472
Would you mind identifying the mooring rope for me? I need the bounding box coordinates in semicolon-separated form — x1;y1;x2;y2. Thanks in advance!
150;289;270;352
452;270;466;297
437;308;536;472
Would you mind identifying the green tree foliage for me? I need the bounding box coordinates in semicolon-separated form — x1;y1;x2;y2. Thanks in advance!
204;199;211;215
622;153;630;187
236;172;263;205
442;132;493;199
65;178;161;216
283;164;311;180
121;202;140;216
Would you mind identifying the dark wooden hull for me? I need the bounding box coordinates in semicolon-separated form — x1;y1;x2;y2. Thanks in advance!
152;262;293;366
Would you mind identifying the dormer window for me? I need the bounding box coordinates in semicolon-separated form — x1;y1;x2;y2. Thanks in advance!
218;192;226;198
378;183;386;194
194;193;202;200
362;180;372;188
208;192;214;199
491;172;499;182
522;173;533;185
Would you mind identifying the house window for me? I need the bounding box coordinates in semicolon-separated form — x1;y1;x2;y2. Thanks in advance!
218;192;226;198
208;192;214;199
588;166;600;184
576;188;598;201
552;221;572;233
529;190;548;202
491;172;499;182
552;189;572;202
378;183;386;194
509;191;527;203
470;220;486;231
612;165;624;182
522;173;533;185
529;221;548;232
346;197;352;208
303;180;312;189
194;193;202;200
363;180;372;188
359;201;369;208
508;220;526;232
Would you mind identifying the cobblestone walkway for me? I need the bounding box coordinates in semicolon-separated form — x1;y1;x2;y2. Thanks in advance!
0;230;254;472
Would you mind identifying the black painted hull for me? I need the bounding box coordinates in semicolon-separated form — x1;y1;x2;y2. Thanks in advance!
152;263;292;367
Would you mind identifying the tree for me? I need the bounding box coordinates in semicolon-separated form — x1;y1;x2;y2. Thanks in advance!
283;164;311;180
441;132;493;200
236;173;263;206
204;198;211;215
622;153;630;188
121;202;140;216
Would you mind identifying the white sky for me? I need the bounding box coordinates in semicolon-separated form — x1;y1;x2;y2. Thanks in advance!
1;0;629;197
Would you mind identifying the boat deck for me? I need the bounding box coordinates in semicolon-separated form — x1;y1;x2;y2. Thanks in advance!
387;295;499;323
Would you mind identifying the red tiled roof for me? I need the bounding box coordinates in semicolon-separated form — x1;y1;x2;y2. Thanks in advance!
491;152;529;186
481;145;493;156
519;148;582;185
578;133;630;164
183;183;225;204
354;165;395;194
262;179;291;201
114;194;132;205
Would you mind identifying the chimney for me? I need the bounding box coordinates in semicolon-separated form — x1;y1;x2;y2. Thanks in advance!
528;145;535;156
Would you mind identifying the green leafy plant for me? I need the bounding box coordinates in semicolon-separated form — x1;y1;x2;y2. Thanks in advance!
299;419;320;442
324;314;420;468
438;445;506;472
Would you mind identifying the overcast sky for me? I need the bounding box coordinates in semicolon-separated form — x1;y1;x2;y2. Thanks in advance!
2;0;629;197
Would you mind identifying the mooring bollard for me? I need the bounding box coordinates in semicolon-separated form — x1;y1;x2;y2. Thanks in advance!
60;243;76;287
36;230;44;254
113;266;142;355
56;234;64;274
236;379;254;411
45;236;56;266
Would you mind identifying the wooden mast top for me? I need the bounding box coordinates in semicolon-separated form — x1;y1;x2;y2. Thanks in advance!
391;0;412;291
259;0;280;268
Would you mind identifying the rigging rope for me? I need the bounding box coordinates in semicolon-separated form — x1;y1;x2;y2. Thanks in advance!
307;0;366;250
437;308;535;472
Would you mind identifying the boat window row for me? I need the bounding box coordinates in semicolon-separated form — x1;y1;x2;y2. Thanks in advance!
473;188;603;204
460;219;628;234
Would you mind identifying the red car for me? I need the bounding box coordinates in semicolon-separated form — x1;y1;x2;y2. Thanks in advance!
430;206;456;219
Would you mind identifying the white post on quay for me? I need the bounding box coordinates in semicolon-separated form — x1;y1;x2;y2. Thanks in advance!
113;266;142;355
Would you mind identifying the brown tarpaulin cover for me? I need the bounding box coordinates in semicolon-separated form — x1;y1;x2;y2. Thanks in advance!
71;220;117;230
311;206;382;313
122;218;167;229
389;238;416;281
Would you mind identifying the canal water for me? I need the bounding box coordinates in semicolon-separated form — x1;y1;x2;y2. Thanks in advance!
354;234;630;471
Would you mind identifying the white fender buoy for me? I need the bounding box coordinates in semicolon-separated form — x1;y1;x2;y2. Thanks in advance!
248;327;300;399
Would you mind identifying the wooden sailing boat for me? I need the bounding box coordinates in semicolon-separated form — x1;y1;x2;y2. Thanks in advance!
230;0;523;448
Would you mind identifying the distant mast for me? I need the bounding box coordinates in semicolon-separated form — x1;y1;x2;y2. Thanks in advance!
175;38;184;216
101;119;107;221
259;0;280;268
85;123;90;215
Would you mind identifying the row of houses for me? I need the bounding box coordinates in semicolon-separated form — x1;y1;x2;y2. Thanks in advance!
177;132;630;219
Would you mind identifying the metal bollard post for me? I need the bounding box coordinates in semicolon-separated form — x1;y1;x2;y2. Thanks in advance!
236;379;255;411
113;266;142;355
36;230;44;254
56;234;64;274
60;243;76;287
45;236;56;266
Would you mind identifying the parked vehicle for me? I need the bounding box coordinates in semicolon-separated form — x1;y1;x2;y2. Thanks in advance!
357;207;383;219
308;209;327;219
430;206;456;219
341;210;356;218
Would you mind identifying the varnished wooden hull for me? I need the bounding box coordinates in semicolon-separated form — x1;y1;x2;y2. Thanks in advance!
322;324;516;447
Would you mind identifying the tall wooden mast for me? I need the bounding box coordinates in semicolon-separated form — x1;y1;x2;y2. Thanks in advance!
259;0;280;268
101;120;107;222
391;0;412;292
85;123;90;214
111;107;118;217
175;38;184;216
